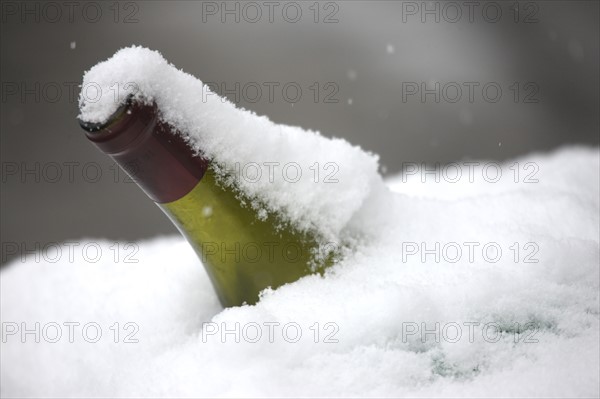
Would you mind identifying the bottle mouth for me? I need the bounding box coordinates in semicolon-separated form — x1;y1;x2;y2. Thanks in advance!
77;96;132;133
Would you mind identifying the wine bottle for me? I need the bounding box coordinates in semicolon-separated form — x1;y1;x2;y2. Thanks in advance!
78;98;331;307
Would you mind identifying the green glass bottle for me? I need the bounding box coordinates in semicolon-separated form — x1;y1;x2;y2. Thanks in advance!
79;98;330;307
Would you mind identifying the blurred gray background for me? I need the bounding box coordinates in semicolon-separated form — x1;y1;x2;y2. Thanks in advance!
1;1;598;265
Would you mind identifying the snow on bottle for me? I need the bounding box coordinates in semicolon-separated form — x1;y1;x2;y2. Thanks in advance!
77;46;384;306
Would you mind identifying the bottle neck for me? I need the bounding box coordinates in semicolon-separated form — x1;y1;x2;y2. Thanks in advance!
80;101;209;203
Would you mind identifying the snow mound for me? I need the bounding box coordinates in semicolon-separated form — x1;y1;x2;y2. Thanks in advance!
2;147;598;397
78;46;381;242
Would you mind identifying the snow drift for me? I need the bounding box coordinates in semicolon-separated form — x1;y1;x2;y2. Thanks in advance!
2;146;598;397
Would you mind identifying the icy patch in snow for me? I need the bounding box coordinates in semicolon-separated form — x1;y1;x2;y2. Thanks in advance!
78;46;381;242
2;147;598;397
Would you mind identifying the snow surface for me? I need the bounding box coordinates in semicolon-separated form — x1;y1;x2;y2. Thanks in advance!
1;146;599;398
78;46;381;243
